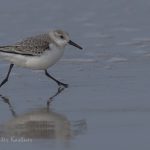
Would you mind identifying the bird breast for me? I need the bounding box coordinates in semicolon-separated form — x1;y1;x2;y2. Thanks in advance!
25;46;65;70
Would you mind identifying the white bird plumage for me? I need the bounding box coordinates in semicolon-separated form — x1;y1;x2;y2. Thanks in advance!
0;29;82;88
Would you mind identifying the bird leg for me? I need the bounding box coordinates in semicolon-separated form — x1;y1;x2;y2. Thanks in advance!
0;64;14;88
45;70;68;88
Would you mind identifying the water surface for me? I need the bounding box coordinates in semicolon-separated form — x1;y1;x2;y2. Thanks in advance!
0;0;150;149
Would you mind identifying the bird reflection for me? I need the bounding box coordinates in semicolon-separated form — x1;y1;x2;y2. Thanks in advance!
47;86;65;108
0;94;17;117
0;89;87;140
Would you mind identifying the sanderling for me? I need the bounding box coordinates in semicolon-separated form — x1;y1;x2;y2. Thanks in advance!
0;29;82;88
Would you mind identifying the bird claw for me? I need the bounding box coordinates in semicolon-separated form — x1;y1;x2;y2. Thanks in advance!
58;82;68;88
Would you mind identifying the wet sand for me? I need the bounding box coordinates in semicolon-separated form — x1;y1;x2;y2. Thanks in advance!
0;0;150;150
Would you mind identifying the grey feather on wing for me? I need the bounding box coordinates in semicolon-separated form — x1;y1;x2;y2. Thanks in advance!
0;33;51;56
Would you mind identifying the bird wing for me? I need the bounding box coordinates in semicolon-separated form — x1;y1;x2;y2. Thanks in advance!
0;34;50;56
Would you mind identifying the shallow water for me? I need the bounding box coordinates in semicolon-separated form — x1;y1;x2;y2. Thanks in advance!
0;0;150;149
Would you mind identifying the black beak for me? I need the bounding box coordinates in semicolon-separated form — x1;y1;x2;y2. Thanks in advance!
68;40;83;50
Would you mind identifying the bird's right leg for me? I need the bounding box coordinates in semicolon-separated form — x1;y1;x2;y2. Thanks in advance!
45;70;68;88
0;64;14;88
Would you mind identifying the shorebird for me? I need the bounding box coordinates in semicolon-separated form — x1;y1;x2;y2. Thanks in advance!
0;29;82;88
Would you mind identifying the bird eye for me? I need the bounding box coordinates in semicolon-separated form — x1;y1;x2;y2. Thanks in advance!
60;35;64;39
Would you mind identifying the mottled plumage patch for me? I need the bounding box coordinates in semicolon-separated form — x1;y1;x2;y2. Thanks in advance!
0;33;51;56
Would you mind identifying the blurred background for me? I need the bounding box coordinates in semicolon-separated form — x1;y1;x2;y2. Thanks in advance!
0;0;150;149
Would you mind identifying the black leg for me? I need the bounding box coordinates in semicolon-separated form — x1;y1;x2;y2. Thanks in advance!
0;64;14;88
45;70;68;88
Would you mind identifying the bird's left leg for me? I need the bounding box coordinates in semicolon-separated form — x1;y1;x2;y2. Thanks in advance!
0;64;14;88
